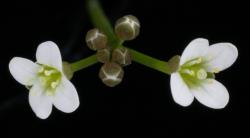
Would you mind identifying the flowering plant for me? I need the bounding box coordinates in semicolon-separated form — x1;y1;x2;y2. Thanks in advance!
8;0;238;119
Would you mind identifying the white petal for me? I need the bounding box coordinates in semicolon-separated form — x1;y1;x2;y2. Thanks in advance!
9;57;39;86
191;79;229;109
53;77;79;113
170;73;194;106
180;38;209;65
36;41;62;71
204;43;238;72
29;83;53;119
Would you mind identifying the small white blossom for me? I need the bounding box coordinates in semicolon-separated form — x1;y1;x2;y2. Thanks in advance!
170;38;238;109
9;41;79;119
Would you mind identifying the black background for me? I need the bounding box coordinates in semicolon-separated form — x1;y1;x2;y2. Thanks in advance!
0;0;249;137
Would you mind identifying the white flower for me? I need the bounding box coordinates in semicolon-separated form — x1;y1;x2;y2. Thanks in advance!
9;41;79;119
170;38;238;109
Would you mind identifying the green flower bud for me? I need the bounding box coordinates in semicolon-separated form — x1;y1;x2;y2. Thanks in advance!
62;62;74;80
115;15;140;41
99;62;124;87
85;28;108;51
112;47;132;66
97;48;111;63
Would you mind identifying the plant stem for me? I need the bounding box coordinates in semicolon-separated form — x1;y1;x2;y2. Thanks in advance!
70;46;172;75
71;54;98;72
125;47;171;75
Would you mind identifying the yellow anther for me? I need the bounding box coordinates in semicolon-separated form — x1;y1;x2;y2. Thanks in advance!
51;81;59;89
38;67;44;73
44;70;55;76
185;57;203;66
196;57;202;64
212;68;220;73
182;69;195;76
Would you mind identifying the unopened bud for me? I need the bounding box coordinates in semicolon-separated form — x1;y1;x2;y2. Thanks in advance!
97;48;110;63
112;47;132;66
99;62;124;87
85;28;107;51
115;15;140;41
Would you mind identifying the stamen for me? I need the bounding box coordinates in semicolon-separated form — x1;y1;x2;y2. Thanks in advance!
212;68;220;73
183;57;203;67
38;67;44;73
51;81;59;89
44;70;55;76
181;69;195;76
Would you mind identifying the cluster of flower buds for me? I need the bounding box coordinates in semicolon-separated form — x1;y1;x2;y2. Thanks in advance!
85;15;140;87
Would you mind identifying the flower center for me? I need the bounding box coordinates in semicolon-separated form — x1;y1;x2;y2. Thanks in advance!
179;57;214;88
37;65;62;95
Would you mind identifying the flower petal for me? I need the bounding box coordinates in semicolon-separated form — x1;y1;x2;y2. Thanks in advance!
170;73;194;106
180;38;209;65
204;43;238;73
29;83;53;119
36;41;62;70
191;79;229;109
9;57;39;86
53;77;79;113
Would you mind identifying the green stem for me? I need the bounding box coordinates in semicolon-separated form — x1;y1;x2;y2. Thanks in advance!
71;54;98;72
125;47;171;75
70;47;172;75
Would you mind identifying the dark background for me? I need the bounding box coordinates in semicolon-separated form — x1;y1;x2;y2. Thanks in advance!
0;0;249;137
